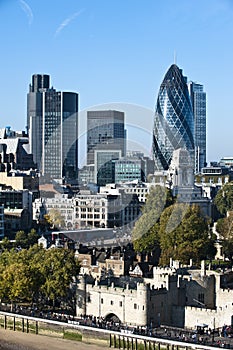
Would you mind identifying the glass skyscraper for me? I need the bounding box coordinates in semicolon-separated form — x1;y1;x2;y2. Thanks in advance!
188;82;206;173
27;74;79;181
153;64;194;171
87;110;126;165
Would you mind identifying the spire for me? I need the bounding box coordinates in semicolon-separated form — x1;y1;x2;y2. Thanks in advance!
174;50;177;65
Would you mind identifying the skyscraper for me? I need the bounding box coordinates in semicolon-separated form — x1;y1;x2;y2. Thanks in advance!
188;82;206;173
27;74;79;181
27;74;49;170
152;64;194;171
86;110;126;165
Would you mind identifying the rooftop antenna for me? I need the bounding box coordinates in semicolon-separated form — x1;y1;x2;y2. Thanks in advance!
174;51;177;65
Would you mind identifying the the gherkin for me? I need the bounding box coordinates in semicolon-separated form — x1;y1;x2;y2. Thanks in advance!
153;64;194;170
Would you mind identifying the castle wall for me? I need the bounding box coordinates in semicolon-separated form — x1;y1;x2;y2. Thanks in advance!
180;273;215;308
76;281;149;326
216;284;233;308
184;305;233;329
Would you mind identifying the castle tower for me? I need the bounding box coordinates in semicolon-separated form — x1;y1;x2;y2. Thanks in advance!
76;275;87;317
136;282;148;326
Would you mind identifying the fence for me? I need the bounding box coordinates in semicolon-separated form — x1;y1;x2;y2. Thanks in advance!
0;311;228;350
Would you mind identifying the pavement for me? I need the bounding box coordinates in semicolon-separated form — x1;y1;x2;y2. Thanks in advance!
0;328;108;350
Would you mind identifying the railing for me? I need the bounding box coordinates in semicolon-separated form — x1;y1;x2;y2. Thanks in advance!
0;311;229;350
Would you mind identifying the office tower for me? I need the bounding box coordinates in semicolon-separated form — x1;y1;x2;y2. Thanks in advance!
114;157;142;183
27;74;79;181
152;64;194;171
27;74;49;170
95;149;121;186
86;110;126;165
188;82;206;173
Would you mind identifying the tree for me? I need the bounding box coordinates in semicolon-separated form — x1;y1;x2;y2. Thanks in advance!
158;204;216;265
0;246;80;310
44;209;65;230
132;186;174;252
27;229;39;247
0;237;12;250
15;230;28;249
39;248;80;308
214;182;233;216
0;248;43;308
216;212;233;260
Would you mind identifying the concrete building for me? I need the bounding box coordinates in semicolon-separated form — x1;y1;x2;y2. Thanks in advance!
0;127;35;172
4;208;30;236
33;194;75;230
0;170;39;192
74;188;139;230
113;181;151;203
167;148;212;217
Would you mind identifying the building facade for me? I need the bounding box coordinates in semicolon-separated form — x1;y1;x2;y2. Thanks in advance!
76;261;233;330
87;110;126;166
114;157;142;183
188;82;207;173
153;64;194;171
27;74;79;181
0;205;4;238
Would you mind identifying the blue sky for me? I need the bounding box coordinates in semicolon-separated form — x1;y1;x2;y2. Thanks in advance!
0;0;233;164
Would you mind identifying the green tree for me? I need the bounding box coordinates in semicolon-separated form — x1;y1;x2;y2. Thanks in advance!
0;248;43;308
158;204;216;265
0;237;12;250
214;182;233;216
15;230;28;249
40;248;79;307
0;246;79;310
216;212;233;260
132;186;174;252
27;229;39;247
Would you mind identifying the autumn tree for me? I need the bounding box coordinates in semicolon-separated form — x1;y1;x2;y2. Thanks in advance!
44;209;65;230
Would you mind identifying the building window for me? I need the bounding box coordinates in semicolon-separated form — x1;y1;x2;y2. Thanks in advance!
134;303;137;309
101;298;103;304
110;300;114;305
119;301;122;307
198;293;204;304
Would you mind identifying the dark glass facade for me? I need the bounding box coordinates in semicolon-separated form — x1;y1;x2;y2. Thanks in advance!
87;110;126;165
153;64;194;170
188;82;206;173
27;75;79;181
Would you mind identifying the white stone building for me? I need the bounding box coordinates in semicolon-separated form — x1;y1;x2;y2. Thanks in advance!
76;261;233;330
33;194;75;230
